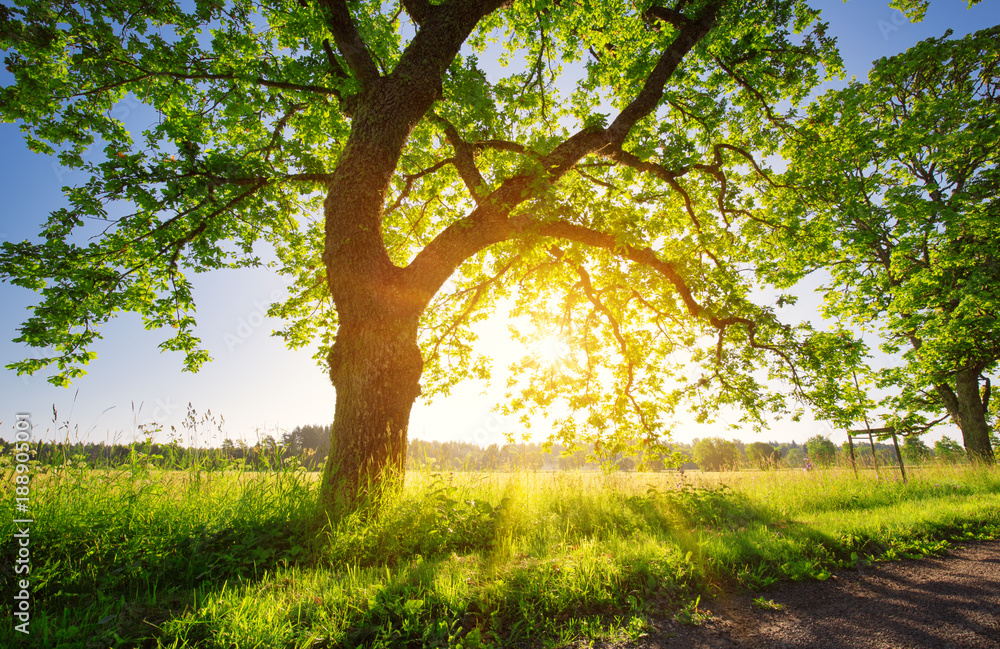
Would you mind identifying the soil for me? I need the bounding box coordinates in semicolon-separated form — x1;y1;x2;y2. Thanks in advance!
597;540;1000;649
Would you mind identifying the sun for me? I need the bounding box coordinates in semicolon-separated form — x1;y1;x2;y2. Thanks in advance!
534;335;570;365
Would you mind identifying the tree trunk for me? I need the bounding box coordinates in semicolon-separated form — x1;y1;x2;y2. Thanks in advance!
318;83;434;512
939;368;995;464
320;308;424;511
954;369;995;464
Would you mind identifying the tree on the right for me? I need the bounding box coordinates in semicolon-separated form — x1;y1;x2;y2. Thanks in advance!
770;26;999;463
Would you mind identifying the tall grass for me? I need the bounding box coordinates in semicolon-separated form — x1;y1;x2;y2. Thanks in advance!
3;449;999;648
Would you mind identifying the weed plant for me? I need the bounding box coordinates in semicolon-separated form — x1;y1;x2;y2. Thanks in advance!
2;443;999;648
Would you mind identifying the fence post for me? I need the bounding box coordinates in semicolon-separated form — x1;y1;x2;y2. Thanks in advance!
847;434;859;479
890;428;907;483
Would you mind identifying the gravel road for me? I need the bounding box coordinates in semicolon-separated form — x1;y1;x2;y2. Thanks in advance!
606;540;1000;649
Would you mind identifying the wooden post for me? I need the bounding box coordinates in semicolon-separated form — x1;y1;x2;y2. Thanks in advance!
847;434;859;478
851;370;878;477
867;430;880;477
890;428;907;483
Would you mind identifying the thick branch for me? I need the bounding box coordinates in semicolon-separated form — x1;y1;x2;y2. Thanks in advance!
934;382;961;422
401;0;433;26
321;39;350;82
607;0;723;144
608;148;701;230
533;220;703;318
319;37;359;114
644;5;695;30
431;114;488;203
323;0;512;301
531;218;801;383
94;61;341;98
507;0;722;183
315;0;381;88
391;0;512;87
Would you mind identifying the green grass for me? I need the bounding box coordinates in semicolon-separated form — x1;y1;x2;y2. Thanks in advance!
3;454;1000;648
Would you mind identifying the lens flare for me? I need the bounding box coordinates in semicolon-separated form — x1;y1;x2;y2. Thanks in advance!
534;335;569;365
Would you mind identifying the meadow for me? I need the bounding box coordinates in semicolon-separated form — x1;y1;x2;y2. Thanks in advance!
2;449;1000;649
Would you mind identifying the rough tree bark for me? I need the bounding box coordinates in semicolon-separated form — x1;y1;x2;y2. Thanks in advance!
936;368;995;464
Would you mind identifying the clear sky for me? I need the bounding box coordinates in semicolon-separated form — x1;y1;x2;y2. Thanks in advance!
1;0;997;448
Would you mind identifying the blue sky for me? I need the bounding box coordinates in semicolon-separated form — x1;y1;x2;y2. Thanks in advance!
1;0;997;448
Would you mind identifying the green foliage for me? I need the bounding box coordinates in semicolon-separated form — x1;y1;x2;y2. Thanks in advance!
752;596;784;611
784;447;806;468
902;435;933;464
934;436;966;464
1;0;338;384
805;435;837;468
745;441;779;470
889;0;983;21
692;437;741;472
326;476;509;566
674;595;712;626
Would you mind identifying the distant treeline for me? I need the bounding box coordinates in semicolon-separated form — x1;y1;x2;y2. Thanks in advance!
0;425;970;472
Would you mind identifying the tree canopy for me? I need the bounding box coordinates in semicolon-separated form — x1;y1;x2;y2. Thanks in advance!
1;0;853;503
768;25;999;462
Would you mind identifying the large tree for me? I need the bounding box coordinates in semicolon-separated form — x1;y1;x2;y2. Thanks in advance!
769;26;999;463
0;0;843;507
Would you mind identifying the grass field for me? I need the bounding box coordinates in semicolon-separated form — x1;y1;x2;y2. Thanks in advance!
3;454;1000;648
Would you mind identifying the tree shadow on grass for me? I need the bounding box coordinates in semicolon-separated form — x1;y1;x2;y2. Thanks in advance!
1;513;322;649
622;484;859;589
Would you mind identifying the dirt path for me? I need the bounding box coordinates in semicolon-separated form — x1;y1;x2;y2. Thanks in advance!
608;541;1000;649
